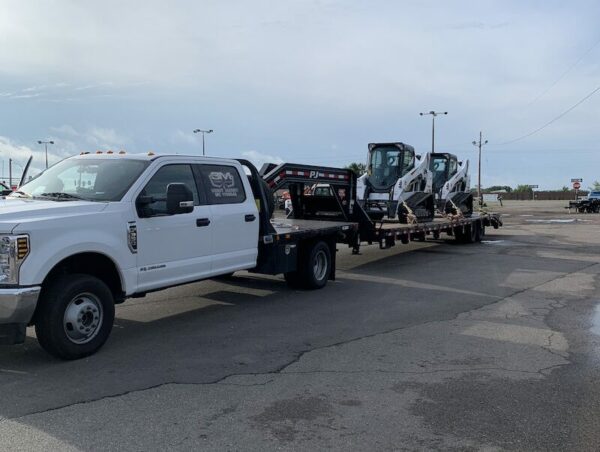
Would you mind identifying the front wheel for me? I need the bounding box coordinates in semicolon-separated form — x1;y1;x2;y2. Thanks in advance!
35;274;115;360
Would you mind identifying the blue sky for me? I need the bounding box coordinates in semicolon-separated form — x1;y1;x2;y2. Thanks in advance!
0;0;599;189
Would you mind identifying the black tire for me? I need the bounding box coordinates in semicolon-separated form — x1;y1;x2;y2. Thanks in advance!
35;274;115;360
454;226;466;243
284;271;302;288
412;232;426;242
285;241;331;290
474;220;483;242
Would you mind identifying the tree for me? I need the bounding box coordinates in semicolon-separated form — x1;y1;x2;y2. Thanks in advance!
561;186;570;192
514;184;533;193
589;180;600;191
345;162;366;176
484;185;512;193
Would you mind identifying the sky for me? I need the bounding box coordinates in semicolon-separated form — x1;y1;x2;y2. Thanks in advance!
0;0;599;189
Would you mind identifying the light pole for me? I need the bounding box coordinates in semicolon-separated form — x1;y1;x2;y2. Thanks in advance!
192;129;213;156
10;160;24;188
472;131;488;204
419;111;447;152
37;140;54;168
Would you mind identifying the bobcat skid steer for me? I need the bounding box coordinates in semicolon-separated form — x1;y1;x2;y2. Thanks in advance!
356;142;434;223
429;152;473;217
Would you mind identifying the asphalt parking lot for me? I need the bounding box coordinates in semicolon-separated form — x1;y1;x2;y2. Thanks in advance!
1;200;599;451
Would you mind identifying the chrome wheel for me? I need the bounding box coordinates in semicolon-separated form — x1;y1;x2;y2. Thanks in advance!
313;249;328;281
63;292;104;344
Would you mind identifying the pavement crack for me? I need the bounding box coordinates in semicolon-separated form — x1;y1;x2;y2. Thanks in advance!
10;259;593;422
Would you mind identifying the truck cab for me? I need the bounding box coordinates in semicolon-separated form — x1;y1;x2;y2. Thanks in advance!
0;153;260;358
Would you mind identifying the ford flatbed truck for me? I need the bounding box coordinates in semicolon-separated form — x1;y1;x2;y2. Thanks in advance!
0;154;500;360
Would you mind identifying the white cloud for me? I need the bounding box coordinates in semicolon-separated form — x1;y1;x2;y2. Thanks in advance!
86;127;128;149
171;130;197;145
49;125;129;151
241;150;284;170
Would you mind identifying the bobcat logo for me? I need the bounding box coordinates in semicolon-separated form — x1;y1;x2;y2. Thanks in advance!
208;172;235;189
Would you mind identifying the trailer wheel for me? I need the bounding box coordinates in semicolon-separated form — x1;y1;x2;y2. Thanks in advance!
285;241;331;290
453;226;466;243
473;220;483;242
34;274;115;360
464;223;479;243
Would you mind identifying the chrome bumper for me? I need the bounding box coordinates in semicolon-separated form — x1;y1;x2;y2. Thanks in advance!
0;287;41;324
0;287;40;345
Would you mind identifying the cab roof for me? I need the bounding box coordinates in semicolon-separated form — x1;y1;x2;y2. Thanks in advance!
71;152;239;164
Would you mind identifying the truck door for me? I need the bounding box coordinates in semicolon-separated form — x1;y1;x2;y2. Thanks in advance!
195;164;259;273
135;163;213;291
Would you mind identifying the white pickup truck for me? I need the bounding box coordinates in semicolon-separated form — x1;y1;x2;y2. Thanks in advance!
0;153;355;359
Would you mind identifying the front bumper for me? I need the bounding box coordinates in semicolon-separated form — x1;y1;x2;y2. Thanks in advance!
0;287;41;345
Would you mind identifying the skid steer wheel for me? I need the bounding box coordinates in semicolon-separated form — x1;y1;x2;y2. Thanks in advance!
35;274;115;360
284;241;331;290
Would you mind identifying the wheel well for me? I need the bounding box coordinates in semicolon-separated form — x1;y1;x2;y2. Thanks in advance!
42;253;125;303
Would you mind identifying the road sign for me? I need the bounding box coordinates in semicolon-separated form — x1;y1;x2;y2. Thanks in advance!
528;185;539;189
571;178;583;183
573;181;581;190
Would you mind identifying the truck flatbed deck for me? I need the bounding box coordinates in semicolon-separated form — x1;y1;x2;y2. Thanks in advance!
271;218;356;238
263;218;358;244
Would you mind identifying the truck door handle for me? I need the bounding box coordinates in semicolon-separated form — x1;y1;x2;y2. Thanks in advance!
196;218;211;227
245;214;256;222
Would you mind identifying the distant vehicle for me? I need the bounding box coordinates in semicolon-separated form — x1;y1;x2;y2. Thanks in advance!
586;191;600;200
0;182;11;196
306;184;333;197
0;156;33;197
285;184;333;216
569;191;600;213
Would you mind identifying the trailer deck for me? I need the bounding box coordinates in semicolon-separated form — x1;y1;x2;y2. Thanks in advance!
268;218;357;243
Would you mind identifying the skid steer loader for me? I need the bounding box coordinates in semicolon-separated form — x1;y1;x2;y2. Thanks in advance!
429;152;473;217
356;142;435;223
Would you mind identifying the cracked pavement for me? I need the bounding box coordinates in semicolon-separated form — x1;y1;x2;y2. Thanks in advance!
1;201;600;451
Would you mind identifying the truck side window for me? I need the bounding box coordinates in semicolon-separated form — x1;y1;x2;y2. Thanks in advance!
196;165;246;204
139;164;200;216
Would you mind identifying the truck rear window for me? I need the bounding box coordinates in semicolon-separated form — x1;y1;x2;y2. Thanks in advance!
196;165;246;204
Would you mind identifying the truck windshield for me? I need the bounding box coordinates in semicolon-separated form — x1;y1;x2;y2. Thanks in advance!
369;146;413;190
14;158;150;202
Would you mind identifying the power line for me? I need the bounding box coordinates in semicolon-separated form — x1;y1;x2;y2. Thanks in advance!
524;35;600;108
494;83;600;146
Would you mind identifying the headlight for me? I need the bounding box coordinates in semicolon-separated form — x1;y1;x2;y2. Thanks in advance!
0;235;30;285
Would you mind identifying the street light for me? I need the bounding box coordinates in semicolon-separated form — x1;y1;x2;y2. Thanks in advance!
472;131;488;204
192;129;213;156
419;111;447;152
37;140;54;169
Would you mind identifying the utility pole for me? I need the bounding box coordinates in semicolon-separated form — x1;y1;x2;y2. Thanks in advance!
8;158;12;189
37;140;54;169
419;111;448;152
472;131;488;204
192;129;213;156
